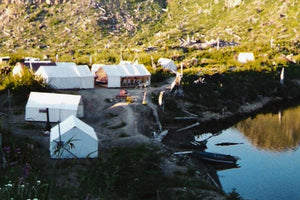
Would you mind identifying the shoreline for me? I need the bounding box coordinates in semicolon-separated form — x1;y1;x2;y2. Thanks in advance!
161;94;300;136
195;96;284;133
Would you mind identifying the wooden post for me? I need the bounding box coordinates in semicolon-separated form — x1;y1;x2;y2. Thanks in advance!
0;132;7;166
278;109;282;124
158;91;164;107
151;56;156;71
181;63;183;77
142;90;147;105
270;37;274;48
39;108;51;131
174;151;193;155
158;91;164;113
280;67;284;85
29;61;33;70
57;120;63;151
7;90;11;116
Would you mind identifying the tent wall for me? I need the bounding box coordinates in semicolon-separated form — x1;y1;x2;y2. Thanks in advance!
36;64;94;89
50;128;98;159
47;77;93;89
25;92;83;122
25;107;77;122
107;76;121;88
94;63;151;88
77;104;84;118
80;76;94;89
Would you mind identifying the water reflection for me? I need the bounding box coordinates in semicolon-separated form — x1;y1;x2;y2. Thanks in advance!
200;105;300;200
236;106;300;151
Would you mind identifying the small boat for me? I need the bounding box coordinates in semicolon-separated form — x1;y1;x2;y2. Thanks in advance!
192;151;239;165
215;142;243;146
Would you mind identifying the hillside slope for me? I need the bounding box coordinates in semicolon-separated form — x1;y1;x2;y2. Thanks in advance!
0;0;299;66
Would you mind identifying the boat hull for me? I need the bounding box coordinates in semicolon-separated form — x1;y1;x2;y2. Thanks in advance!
193;151;239;165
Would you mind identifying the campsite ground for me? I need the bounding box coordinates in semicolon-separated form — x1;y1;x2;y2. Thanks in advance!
1;77;228;199
2;73;293;199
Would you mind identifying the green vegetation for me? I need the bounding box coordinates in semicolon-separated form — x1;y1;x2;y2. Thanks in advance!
0;127;222;199
0;179;49;200
0;0;298;69
0;67;51;106
0;1;299;199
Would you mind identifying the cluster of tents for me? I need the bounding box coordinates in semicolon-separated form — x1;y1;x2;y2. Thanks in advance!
12;58;180;89
25;91;98;159
13;60;154;89
19;58;178;159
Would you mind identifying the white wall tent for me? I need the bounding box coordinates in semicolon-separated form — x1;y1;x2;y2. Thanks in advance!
12;62;26;77
92;63;151;88
35;62;94;89
76;65;95;88
237;52;255;63
25;92;84;122
50;115;98;159
158;58;177;73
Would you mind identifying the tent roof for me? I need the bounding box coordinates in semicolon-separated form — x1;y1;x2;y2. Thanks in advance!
99;64;151;77
158;58;177;73
75;65;93;77
24;61;56;72
26;92;81;110
50;115;98;141
36;63;93;78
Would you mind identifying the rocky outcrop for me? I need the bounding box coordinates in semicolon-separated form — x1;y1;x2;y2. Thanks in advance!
225;0;243;8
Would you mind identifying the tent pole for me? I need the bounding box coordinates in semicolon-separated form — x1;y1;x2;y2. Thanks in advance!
39;108;51;131
45;108;51;131
58;120;62;146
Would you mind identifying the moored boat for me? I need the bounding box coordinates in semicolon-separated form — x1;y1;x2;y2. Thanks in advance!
192;151;239;165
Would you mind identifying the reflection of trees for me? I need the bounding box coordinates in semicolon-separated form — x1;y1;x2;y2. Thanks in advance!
235;106;300;151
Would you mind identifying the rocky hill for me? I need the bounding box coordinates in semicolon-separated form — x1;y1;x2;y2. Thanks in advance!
0;0;299;66
0;0;69;4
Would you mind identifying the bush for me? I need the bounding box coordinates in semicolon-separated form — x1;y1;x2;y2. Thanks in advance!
150;68;173;83
0;68;51;105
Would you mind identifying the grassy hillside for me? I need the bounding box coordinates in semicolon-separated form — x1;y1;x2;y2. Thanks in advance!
0;0;299;70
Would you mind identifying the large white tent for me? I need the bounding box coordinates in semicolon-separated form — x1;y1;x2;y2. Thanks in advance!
35;62;94;89
92;62;151;88
158;58;177;73
25;92;84;122
49;115;98;159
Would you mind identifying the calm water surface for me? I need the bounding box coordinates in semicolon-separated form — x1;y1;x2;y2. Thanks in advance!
198;105;300;200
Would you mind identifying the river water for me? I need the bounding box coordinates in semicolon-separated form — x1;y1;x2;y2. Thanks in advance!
197;105;300;200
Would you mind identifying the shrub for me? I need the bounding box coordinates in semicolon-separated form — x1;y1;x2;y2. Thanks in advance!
0;68;51;105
